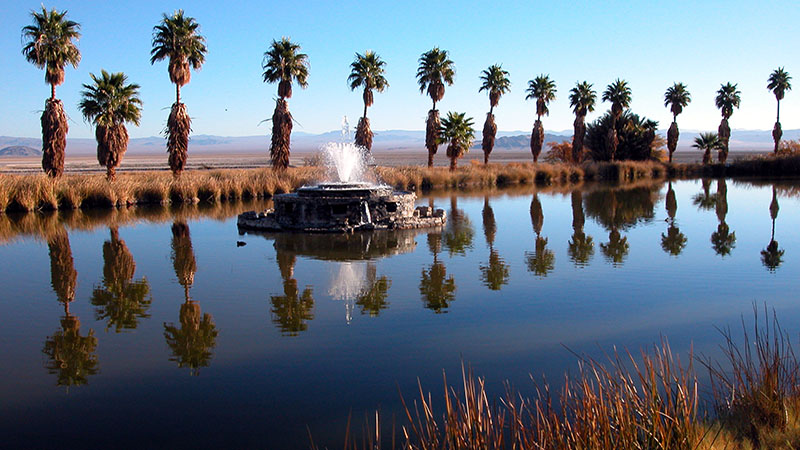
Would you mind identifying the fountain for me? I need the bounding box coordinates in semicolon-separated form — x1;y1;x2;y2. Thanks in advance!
237;134;446;233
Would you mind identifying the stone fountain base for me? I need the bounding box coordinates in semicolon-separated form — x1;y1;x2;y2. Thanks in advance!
237;182;446;233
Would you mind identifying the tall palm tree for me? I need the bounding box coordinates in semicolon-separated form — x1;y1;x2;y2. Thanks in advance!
21;7;81;178
569;81;596;164
693;132;722;165
150;10;207;177
348;51;388;153
262;38;309;170
438;112;474;171
78;71;142;181
715;82;741;164
663;83;691;163
602;79;632;161
417;48;455;167
478;65;511;164
767;68;792;153
526;75;557;163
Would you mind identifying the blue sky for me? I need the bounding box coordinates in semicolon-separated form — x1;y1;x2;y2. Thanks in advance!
1;0;798;139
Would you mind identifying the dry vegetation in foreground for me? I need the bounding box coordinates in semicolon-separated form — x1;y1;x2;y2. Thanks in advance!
319;307;800;450
3;154;800;213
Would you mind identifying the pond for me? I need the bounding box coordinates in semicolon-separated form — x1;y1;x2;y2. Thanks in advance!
1;179;799;449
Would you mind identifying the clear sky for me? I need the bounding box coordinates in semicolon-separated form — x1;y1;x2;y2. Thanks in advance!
1;0;798;139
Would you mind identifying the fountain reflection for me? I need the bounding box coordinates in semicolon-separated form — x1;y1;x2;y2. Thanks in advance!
525;193;555;276
164;222;218;375
91;227;152;332
761;187;784;271
585;186;658;266
479;196;509;290
568;190;594;266
710;180;736;257
42;227;99;388
661;182;687;256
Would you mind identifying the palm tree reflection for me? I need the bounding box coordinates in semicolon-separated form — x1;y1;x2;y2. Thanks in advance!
91;227;152;332
525;193;555;276
164;222;218;375
421;230;456;313
661;182;687;256
443;196;474;257
42;227;99;388
479;196;509;290
270;251;314;335
568;190;594;266
761;187;784;271
710;180;736;256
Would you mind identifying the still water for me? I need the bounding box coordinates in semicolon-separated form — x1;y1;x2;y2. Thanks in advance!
1;179;798;448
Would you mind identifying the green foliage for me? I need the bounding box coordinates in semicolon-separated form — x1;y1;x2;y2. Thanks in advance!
664;82;691;118
438;112;475;151
78;70;142;127
569;81;596;116
21;6;81;89
526;74;557;118
715;83;741;119
262;37;309;95
163;301;218;375
526;236;555;276
584;188;657;231
767;67;792;101
150;10;206;86
420;261;456;313
602;78;632;116
478;64;511;109
42;316;98;387
692;132;723;164
479;249;509;290
347;51;388;95
355;272;391;316
416;47;455;105
443;203;474;256
270;280;315;335
585;111;658;161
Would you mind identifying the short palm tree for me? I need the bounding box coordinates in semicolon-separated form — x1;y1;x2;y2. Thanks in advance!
569;81;596;164
417;48;455;167
692;132;722;165
438;112;474;171
767;68;792;153
78;70;142;181
21;7;81;178
478;65;511;164
663;83;691;163
602;79;632;161
150;10;207;177
715;82;741;163
262;38;309;170
348;51;388;153
526;75;557;163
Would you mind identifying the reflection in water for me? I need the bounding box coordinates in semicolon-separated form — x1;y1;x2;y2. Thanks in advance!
270;252;315;335
328;262;392;323
164;222;218;375
586;186;657;266
42;228;99;388
443;196;474;256
355;264;391;317
710;180;736;256
421;230;456;313
568;190;594;266
91;227;152;332
479;197;509;290
762;187;784;271
661;182;688;256
692;179;716;211
525;193;555;276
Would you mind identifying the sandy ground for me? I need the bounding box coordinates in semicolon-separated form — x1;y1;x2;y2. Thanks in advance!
0;149;766;174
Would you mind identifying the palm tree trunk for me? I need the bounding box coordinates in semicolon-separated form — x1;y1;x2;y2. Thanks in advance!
51;83;56;101
774;100;782;153
449;156;457;171
176;84;180;104
363;101;368;119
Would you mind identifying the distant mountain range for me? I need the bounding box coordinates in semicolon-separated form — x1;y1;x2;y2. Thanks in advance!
2;128;796;156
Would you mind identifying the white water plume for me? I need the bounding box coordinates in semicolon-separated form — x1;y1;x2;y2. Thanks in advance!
322;142;368;183
328;261;369;324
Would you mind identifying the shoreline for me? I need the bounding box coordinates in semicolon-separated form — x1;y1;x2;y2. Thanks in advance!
1;156;799;213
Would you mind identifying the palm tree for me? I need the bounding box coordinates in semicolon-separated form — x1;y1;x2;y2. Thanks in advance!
715;82;741;163
21;7;81;178
348;51;388;153
262;38;309;170
478;65;511;164
438;112;474;171
762;187;784;271
663;83;691;163
569;81;596;164
602;79;632;161
693;132;722;165
150;10;207;177
417;48;455;167
526;75;557;163
767;68;792;153
78;71;142;181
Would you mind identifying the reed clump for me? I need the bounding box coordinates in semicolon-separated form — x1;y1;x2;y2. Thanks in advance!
326;307;800;450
